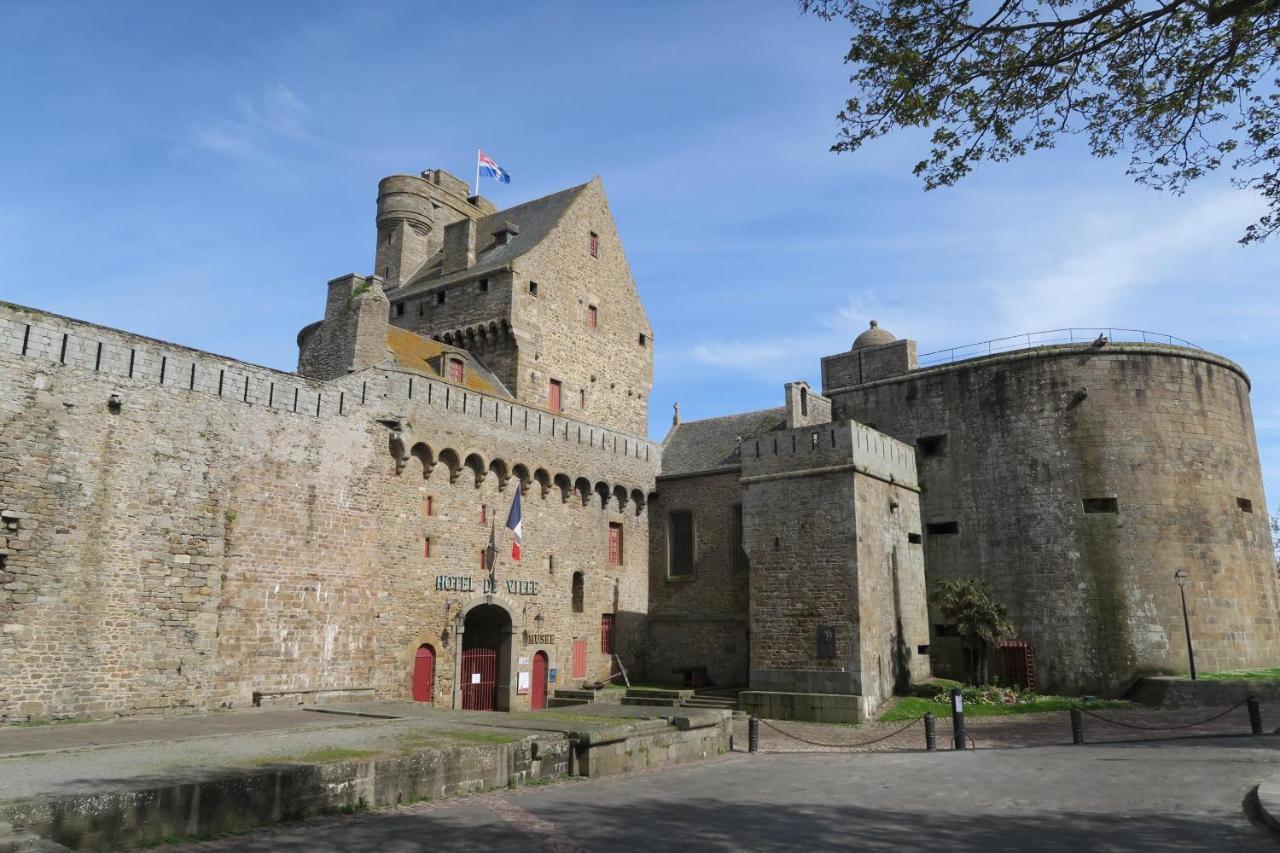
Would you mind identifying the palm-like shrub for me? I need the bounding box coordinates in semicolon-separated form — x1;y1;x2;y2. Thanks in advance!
931;577;1015;685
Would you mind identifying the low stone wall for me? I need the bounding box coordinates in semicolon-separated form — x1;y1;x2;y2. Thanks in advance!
2;738;568;852
739;691;866;724
1128;677;1280;708
569;712;731;776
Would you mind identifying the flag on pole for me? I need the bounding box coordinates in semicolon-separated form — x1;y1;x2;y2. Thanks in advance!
505;489;522;560
477;150;511;185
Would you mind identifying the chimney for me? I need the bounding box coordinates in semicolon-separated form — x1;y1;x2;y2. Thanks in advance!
442;219;476;275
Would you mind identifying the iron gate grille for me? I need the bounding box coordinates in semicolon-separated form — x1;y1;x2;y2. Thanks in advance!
461;648;497;711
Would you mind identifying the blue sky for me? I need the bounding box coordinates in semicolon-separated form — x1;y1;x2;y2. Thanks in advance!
2;1;1277;509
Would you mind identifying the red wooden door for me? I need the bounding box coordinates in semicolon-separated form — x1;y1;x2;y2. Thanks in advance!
531;651;549;710
549;379;562;412
461;648;498;711
411;644;435;703
571;639;587;679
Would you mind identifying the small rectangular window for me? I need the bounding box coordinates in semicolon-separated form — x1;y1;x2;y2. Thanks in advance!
1083;498;1119;514
423;537;431;558
600;613;614;653
480;549;487;572
1238;497;1254;513
579;388;586;409
448;358;464;383
424;496;434;517
908;532;923;544
639;333;647;347
480;504;488;525
917;644;930;655
926;521;959;535
478;278;489;292
588;305;598;329
529;281;539;296
394;302;405;317
436;290;446;305
589;231;599;257
608;522;624;565
917;434;947;458
668;510;695;577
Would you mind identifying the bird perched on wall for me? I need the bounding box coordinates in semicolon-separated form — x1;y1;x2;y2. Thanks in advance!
1092;333;1109;347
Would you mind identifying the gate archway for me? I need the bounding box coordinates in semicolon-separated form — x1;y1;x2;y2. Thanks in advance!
460;603;512;711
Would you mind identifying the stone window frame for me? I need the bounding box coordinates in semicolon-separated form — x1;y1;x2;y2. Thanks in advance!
589;231;599;258
665;509;697;581
587;304;598;331
607;521;624;566
730;504;748;572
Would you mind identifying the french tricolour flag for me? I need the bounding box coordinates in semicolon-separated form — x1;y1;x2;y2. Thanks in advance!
505;488;522;560
478;150;511;184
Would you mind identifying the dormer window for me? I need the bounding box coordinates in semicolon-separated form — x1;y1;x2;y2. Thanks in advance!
436;291;446;305
492;222;520;246
589;231;599;257
448;358;464;383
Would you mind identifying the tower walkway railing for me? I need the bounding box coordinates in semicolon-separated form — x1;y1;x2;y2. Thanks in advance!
917;328;1201;368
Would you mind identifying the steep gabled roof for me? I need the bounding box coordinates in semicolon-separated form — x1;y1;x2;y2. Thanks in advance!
661;407;787;477
396;182;590;295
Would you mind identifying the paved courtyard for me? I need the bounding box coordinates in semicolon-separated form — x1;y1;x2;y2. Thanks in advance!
181;734;1280;852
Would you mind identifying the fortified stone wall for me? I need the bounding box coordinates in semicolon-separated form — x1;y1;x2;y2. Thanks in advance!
827;344;1280;694
0;302;656;720
644;470;749;687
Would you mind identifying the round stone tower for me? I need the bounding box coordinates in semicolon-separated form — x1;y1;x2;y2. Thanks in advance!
825;338;1280;694
375;175;437;289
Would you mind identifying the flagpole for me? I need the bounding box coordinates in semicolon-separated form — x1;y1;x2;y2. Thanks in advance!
474;148;480;198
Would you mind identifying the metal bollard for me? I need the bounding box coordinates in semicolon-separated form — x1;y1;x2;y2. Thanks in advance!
1248;696;1263;735
748;715;760;753
924;712;937;751
1070;708;1084;744
951;687;966;750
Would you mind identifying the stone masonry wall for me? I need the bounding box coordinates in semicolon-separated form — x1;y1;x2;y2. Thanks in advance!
0;302;656;720
645;471;749;687
828;344;1280;694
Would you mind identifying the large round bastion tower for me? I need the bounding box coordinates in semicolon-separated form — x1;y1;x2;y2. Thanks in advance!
821;324;1280;694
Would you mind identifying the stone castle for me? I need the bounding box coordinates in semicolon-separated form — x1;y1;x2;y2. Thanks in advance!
0;168;1275;723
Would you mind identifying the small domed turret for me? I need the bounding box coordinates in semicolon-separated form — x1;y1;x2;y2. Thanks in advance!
853;320;896;350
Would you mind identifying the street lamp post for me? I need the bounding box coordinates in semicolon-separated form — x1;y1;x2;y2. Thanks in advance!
1174;569;1197;681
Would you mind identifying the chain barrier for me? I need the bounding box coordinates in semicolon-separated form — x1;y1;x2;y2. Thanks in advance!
756;716;923;750
1071;699;1247;732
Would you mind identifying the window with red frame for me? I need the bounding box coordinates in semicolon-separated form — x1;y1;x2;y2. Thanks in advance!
600;614;615;654
448;358;464;383
589;231;599;257
607;522;623;565
588;305;598;329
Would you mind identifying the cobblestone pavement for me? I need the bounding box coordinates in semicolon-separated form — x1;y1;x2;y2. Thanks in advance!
182;735;1280;852
734;700;1280;753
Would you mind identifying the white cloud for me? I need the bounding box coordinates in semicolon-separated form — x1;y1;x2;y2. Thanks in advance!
189;85;312;159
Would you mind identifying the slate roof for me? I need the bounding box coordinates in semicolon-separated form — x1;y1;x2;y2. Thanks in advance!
385;326;512;399
660;407;787;477
395;181;591;295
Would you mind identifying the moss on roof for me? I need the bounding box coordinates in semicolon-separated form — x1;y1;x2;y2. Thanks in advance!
385;326;511;398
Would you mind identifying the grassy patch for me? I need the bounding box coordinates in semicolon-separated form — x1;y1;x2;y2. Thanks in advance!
433;729;522;745
1200;667;1280;681
878;695;1132;722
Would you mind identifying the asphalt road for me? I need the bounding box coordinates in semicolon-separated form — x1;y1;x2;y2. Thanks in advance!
185;735;1280;852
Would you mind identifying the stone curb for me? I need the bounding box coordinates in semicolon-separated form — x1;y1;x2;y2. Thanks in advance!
1254;772;1280;835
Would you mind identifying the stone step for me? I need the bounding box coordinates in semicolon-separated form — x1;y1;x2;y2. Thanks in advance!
552;689;600;701
546;697;589;708
624;689;692;701
621;696;682;707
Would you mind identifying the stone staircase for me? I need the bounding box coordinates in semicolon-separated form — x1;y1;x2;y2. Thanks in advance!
681;687;748;720
619;688;693;708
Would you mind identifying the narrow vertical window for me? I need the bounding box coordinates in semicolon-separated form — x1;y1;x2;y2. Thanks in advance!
588;305;598;329
480;504;488;525
600;613;615;653
667;511;695;578
800;387;808;416
449;358;465;383
589;231;599;257
549;379;562;412
394;302;405;317
580;388;586;409
528;281;539;296
424;495;434;517
572;571;584;613
608;522;624;565
731;504;748;572
436;290;446;305
423;537;431;558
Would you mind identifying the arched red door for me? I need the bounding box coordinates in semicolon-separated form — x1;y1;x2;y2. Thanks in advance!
531;651;549;711
411;644;435;703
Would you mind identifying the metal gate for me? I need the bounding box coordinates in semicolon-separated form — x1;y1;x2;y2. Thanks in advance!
461;648;497;711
